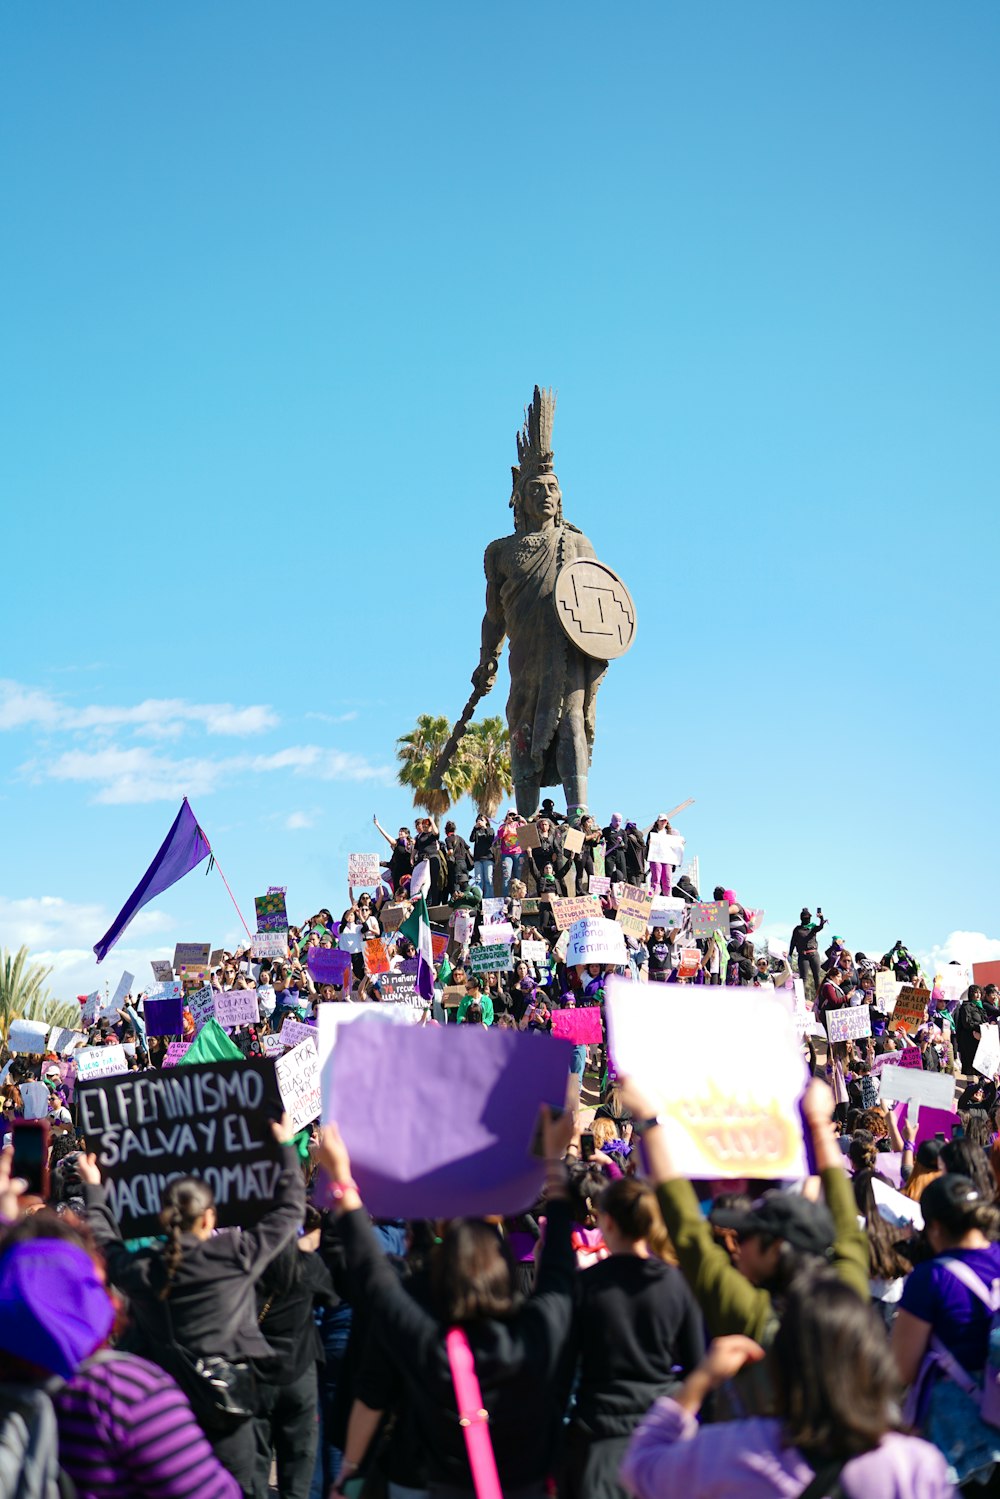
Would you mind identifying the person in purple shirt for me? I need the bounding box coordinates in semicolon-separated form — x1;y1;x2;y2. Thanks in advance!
621;1270;951;1499
0;1211;239;1499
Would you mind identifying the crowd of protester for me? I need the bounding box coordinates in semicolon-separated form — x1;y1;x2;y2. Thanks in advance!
1;798;997;1498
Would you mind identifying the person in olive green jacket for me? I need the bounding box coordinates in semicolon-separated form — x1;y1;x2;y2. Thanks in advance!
619;1076;869;1348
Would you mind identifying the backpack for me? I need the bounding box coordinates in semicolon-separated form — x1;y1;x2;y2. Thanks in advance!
904;1258;1000;1430
0;1383;75;1499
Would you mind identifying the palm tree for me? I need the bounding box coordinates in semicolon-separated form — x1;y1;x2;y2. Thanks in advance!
463;716;513;818
0;945;81;1043
395;713;473;816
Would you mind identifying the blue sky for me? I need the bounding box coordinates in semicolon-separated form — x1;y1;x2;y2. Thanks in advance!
2;3;998;999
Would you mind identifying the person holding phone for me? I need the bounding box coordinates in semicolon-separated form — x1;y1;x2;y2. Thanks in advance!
789;907;827;995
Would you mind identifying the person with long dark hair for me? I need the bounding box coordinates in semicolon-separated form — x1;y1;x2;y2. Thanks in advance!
79;1117;303;1496
563;1177;703;1499
621;1270;950;1496
316;1111;576;1498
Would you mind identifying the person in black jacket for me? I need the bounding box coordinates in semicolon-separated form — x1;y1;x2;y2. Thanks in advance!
442;821;474;899
319;1112;576;1499
789;908;827;995
469;814;496;896
563;1177;704;1499
622;823;646;887
252;1208;336;1499
79;1118;304;1495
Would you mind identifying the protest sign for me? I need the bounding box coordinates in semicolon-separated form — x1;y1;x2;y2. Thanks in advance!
520;898;540;916
20;1082;50;1120
381;904;407;932
562;826;584;854
144;995;184;1036
468;943;514;975
589;876;611;896
826;1006;873;1043
689;901;730;939
162;1042;191;1067
260;1034;285;1059
275;1038;321;1134
482;898;506;923
151;959;174;983
551;1007;603;1044
279;1017;318;1050
75;1045;128;1081
7;1018;50;1054
380;971;421;1004
105;971;135;1019
650;898;685;931
254;891;288;931
973;961;1000;990
81;992;101;1026
338;930;363;954
550;895;602;929
566;917;627;967
889;986;930;1034
173;943;211;973
186;983;216;1034
214;989;260;1027
518;822;540;850
209;949;226;968
486;921;516;946
520;939;548;965
307;947;352;985
974;1023;1000;1079
872;1048;922;1073
251;930;288;960
606;982;808;1179
431;932;449;960
76;1059;285;1237
363;938;390;976
615;885;654;939
48;1027;87;1055
937;967;971;1005
453;910;474;945
348;853;382;887
878;1067;955;1111
875;971;902;1014
322;1021;571;1217
678;948;701;979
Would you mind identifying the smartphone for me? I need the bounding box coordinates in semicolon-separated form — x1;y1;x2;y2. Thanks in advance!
12;1119;50;1198
952;1123;965;1140
580;1131;595;1161
935;1131;946;1144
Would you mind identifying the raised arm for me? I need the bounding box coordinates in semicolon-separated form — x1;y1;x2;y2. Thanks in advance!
372;815;395;849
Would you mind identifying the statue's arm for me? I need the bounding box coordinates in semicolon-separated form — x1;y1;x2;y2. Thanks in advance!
472;541;507;692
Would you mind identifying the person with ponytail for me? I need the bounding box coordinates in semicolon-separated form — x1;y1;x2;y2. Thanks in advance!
892;1173;1000;1488
79;1114;303;1497
562;1177;704;1499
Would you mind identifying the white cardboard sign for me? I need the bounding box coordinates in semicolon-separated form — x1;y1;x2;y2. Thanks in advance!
566;917;627;967
74;1044;129;1080
877;1066;955;1111
275;1038;322;1134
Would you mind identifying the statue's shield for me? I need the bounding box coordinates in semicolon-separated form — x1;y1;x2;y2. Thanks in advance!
553;559;636;660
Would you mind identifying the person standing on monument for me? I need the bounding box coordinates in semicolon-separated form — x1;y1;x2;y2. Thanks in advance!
471;387;633;824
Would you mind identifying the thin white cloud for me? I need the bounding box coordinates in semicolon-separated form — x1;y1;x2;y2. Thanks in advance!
284;811;314;830
0;895;171;953
23;742;392;804
0;679;277;738
305;710;359;725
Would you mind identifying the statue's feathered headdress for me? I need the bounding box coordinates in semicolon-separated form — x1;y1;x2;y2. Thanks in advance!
510;385;557;506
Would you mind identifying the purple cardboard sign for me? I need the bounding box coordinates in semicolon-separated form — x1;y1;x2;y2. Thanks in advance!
144;996;184;1036
307;947;352;984
330;1023;571;1218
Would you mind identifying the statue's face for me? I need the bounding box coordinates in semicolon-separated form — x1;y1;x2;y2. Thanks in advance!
521;472;561;526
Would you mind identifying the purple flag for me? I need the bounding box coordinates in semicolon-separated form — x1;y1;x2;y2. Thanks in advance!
94;799;211;963
327;1022;571;1218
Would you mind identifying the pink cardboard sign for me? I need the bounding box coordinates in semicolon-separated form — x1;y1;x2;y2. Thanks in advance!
550;1007;603;1045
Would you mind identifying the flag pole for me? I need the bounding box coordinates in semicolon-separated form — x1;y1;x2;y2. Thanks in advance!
199;828;254;942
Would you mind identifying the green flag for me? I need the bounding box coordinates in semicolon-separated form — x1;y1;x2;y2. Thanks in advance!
178;1017;243;1065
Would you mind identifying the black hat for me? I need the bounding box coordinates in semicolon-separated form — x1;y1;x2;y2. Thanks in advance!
710;1190;835;1258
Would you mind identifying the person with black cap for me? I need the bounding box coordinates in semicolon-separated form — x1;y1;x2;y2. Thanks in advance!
788;907;827;996
617;1073;868;1394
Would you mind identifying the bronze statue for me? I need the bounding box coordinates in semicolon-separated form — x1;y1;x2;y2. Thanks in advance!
440;387;635;821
